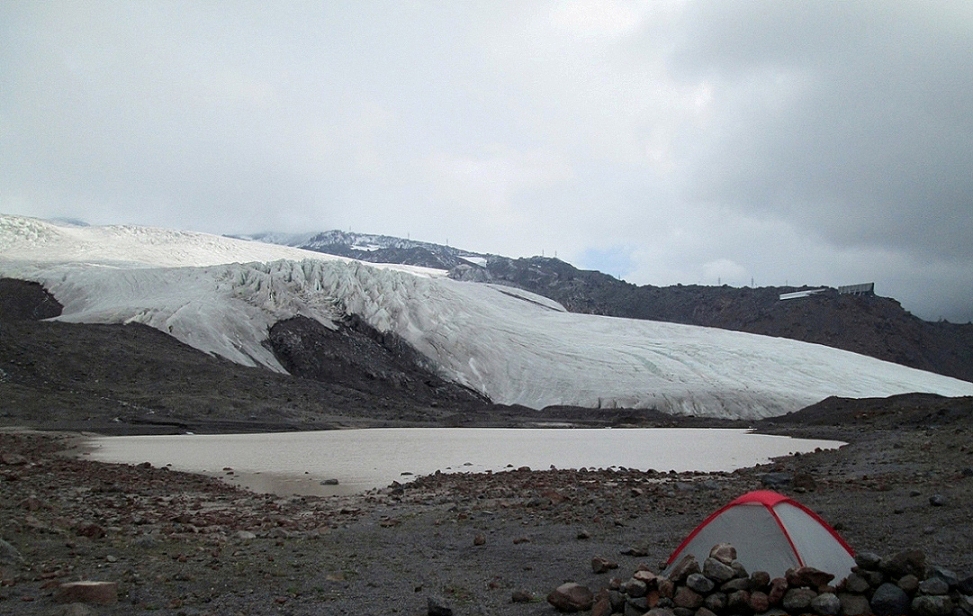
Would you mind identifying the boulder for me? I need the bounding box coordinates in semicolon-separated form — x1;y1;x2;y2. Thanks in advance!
881;550;926;579
811;592;842;616
668;554;700;583
855;552;883;570
749;591;770;613
657;577;675;598
838;592;872;616
911;594;954;616
721;577;752;592
957;575;973;595
782;587;818;613
844;573;872;594
703;557;736;583
591;590;612;616
786;566;835;590
750;570;771;590
727;589;751;612
927;566;959;588
621;578;648;598
709;543;737;565
592;556;618;573
625;597;649;616
548;582;594;612
871;582;911;616
731;560;749;579
897;574;920;594
686;573;715;594
704;592;727;613
768;577;789;605
918;576;949;596
673;587;703;609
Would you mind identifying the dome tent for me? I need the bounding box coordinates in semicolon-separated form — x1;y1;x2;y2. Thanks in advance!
667;490;856;581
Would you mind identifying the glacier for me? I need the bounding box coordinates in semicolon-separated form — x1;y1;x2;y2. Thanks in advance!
2;214;972;419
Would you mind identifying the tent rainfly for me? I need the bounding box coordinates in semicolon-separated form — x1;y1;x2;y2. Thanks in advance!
667;490;856;581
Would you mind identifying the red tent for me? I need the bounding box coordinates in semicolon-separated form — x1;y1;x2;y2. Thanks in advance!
667;490;856;580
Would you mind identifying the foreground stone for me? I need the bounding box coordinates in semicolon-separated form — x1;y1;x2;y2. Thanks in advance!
53;581;118;605
548;582;595;612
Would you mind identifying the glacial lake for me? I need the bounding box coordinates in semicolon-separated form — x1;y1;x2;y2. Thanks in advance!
83;428;842;497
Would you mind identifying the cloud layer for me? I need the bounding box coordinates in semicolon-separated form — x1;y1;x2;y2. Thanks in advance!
2;1;970;321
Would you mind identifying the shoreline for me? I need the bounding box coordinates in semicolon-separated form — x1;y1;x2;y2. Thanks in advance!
71;425;846;498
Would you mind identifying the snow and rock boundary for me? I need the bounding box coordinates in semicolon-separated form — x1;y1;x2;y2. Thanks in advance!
3;215;973;420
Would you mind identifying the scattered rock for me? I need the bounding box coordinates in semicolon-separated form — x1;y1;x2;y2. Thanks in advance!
547;582;594;612
473;533;486;546
54;581;118;605
928;494;947;507
511;589;533;603
427;595;453;616
0;538;24;566
592;556;619;573
760;472;793;488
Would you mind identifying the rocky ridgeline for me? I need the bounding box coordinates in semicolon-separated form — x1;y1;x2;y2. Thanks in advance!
547;543;973;616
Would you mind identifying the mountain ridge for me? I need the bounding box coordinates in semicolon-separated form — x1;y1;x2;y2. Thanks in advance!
2;215;971;423
249;230;973;383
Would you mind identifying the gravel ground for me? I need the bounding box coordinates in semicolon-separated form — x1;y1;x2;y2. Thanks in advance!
1;395;972;616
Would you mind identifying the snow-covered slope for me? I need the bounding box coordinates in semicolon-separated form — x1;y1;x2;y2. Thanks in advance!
3;215;972;419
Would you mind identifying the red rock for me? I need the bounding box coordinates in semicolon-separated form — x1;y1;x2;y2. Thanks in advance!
547;582;594;612
591;556;618;573
633;569;657;586
54;581;118;605
674;586;704;609
750;590;770;612
658;578;675;598
668;553;700;583
709;542;737;565
768;577;789;605
592;590;613;616
786;566;835;590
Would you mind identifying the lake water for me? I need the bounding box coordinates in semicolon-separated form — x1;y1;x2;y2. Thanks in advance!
83;428;842;497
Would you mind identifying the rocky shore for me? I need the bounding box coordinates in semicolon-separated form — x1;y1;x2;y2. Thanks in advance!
1;394;972;616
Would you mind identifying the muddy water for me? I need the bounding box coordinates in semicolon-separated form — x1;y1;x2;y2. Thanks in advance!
83;428;842;497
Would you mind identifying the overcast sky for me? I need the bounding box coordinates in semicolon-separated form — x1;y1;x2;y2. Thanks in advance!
2;1;971;322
